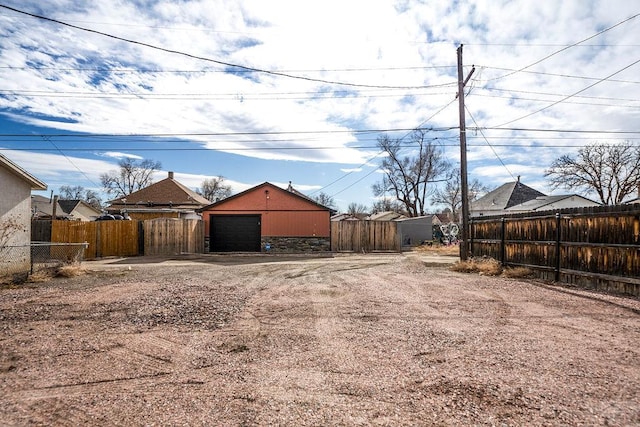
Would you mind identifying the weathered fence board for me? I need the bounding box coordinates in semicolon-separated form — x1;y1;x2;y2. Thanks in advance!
331;221;400;252
31;220;52;242
144;219;204;255
470;205;640;297
40;219;204;259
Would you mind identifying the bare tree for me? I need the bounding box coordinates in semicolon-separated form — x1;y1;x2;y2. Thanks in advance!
100;158;161;198
197;176;232;202
372;130;449;217
347;202;368;216
432;168;488;221
59;185;102;209
313;192;336;208
545;141;640;205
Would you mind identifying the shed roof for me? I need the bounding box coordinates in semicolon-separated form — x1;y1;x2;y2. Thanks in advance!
0;153;47;190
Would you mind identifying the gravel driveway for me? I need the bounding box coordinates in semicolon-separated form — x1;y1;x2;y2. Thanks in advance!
0;252;638;426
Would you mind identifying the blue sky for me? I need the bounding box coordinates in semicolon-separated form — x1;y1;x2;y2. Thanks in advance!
1;1;639;212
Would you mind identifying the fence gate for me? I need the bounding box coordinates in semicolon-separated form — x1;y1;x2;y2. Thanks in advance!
331;221;400;252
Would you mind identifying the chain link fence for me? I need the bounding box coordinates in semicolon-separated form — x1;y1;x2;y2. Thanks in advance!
1;242;88;282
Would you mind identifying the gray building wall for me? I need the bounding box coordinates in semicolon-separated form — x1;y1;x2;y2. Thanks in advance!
0;167;33;278
397;216;433;247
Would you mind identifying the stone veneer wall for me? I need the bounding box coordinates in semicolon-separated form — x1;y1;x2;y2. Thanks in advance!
261;237;330;253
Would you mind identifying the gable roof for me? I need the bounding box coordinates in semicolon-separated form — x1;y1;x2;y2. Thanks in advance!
199;182;331;211
506;194;600;212
58;199;102;215
0;153;47;190
472;179;545;212
108;172;210;209
367;211;407;221
31;195;71;219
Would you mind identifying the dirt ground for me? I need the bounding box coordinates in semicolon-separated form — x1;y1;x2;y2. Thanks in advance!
0;252;638;426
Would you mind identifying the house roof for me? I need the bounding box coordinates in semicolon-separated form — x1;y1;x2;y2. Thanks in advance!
58;199;102;215
0;153;47;190
472;179;545;212
199;182;332;211
431;213;455;224
506;194;600;212
108;172;210;209
31;195;71;219
367;211;407;221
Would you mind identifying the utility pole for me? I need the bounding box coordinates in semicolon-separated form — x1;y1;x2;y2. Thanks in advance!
457;44;475;261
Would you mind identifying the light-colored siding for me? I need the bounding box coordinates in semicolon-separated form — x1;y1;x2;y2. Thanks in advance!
0;168;33;276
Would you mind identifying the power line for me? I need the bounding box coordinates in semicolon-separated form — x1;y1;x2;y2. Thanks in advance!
491;57;640;128
0;65;457;73
0;127;459;138
0;88;458;101
486;12;640;82
324;98;459;200
6;140;640;153
465;106;516;181
39;136;101;187
0;4;450;90
476;66;640;85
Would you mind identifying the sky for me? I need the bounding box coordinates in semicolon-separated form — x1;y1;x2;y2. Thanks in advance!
1;0;639;213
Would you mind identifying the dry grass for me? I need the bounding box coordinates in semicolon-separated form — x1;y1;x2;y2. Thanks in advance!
413;243;460;256
451;257;535;279
451;257;503;276
28;265;87;283
502;266;534;278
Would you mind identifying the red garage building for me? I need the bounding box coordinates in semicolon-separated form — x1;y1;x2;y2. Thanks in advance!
198;182;332;253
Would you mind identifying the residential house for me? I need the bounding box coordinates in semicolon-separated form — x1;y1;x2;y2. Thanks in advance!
472;177;602;217
0;154;47;280
506;195;600;213
106;171;211;220
331;213;363;221
367;211;407;221
471;177;545;217
198;182;331;253
31;195;102;221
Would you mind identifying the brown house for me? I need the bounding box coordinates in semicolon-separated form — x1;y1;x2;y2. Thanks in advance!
107;171;211;220
198;182;331;253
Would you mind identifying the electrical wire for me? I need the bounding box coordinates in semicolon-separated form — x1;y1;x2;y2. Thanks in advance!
0;4;452;90
39;136;101;187
491;57;640;128
465;106;516;181
485;12;640;82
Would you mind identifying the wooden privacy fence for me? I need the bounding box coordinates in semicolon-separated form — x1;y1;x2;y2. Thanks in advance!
331;220;400;252
470;204;640;297
144;218;204;256
32;219;204;259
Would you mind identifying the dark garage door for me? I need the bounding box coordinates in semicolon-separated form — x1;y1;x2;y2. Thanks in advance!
210;214;261;252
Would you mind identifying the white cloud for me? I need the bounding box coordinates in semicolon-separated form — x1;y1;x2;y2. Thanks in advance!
100;152;144;160
1;0;639;209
